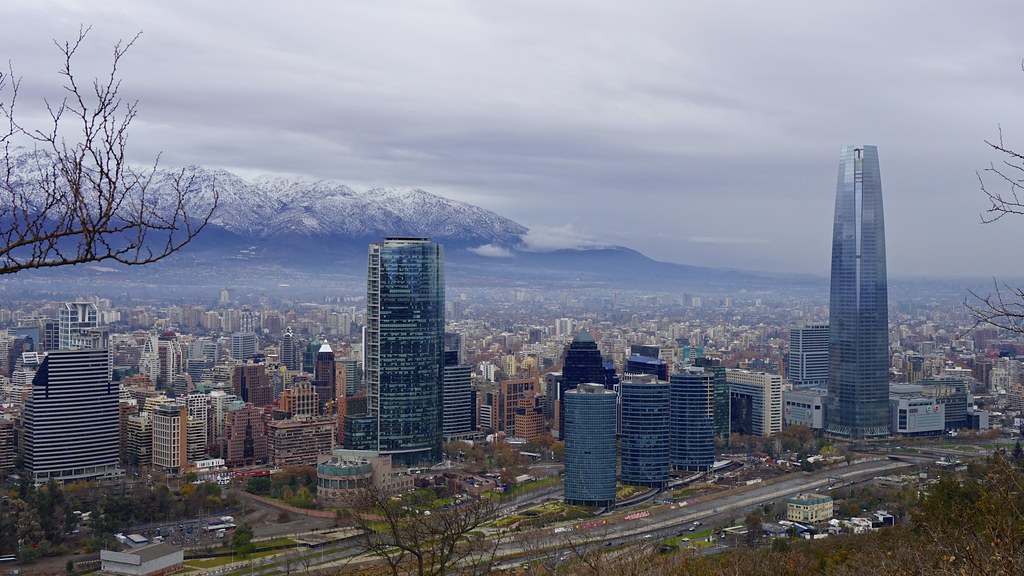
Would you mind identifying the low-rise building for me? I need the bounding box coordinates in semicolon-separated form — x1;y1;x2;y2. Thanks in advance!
786;493;834;523
100;542;184;576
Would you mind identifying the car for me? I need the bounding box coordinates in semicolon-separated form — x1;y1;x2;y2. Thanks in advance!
688;527;695;532
693;521;703;526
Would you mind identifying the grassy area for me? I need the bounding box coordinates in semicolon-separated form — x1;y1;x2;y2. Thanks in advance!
616;484;643;500
185;545;294;568
484;476;560;500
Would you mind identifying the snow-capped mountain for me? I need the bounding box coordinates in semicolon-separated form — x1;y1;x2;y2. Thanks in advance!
5;147;528;245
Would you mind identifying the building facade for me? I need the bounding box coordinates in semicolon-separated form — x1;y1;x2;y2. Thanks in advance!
619;374;670;488
563;383;617;507
726;369;783;437
826;145;891;438
364;237;446;467
669;366;714;472
558;331;606;436
788;323;829;389
23;346;121;484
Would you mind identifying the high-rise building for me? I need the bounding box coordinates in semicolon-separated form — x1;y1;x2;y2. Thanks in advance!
726;369;783;437
314;342;336;412
234;363;273;407
230;332;258;362
826;145;891;438
58;302;98;350
563;383;617;507
442;349;473;441
364;237;445;467
280;328;303;371
23;345;121;484
693;357;730;445
788;323;830;389
670;366;714;472
558;331;605;436
619;374;670;488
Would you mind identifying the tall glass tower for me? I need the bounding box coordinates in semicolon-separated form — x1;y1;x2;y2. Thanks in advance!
825;145;890;438
366;237;446;467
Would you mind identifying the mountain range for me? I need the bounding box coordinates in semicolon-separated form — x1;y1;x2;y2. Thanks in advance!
5;148;800;293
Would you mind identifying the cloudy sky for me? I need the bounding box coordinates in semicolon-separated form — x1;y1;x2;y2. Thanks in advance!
4;1;1024;276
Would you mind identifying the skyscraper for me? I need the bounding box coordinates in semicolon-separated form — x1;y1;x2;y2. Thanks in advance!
24;326;120;484
825;145;890;438
558;330;605;436
563;383;617;507
366;237;445;467
669;366;714;472
619;374;670;488
788;323;830;389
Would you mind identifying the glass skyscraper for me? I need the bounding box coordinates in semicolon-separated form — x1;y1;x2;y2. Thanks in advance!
825;145;890;438
619;374;670;488
563;383;617;507
366;237;446;467
669;366;714;471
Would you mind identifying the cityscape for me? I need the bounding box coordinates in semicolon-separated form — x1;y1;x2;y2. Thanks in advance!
3;2;1024;575
0;145;1020;575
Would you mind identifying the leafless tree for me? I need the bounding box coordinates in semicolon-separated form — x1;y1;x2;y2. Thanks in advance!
0;27;217;276
352;485;502;576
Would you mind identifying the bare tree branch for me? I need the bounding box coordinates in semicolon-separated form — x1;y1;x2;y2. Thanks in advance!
352;484;502;576
0;27;217;276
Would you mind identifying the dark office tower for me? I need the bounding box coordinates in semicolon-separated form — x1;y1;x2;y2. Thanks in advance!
670;366;714;472
693;357;729;445
280;328;302;371
367;237;445;467
314;342;336;411
563;383;617;507
24;347;120;484
788;323;829;389
234;364;273;407
826;145;890;439
625;355;669;381
620;374;670;488
558;331;606;436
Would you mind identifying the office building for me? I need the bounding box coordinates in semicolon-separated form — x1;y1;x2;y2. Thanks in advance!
280;328;303;372
625;355;669;381
563;383;617;507
788;323;829;388
694;357;730;445
783;389;825;430
619;374;670;488
826;145;891;438
23;342;120;484
670;366;714;472
58;302;98;350
234;363;273;407
230;332;258;362
221;402;268;467
442;351;474;441
558;331;606;436
267;417;336;467
727;369;783;437
364;237;445;467
313;342;336;412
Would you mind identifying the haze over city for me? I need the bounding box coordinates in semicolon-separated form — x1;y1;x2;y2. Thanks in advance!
3;1;1024;276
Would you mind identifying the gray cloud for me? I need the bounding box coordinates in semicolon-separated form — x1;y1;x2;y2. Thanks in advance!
2;1;1024;276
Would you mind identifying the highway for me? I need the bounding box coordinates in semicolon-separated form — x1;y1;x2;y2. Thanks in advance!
207;458;912;574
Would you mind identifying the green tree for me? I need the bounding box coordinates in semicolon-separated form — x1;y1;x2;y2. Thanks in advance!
231;523;255;559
